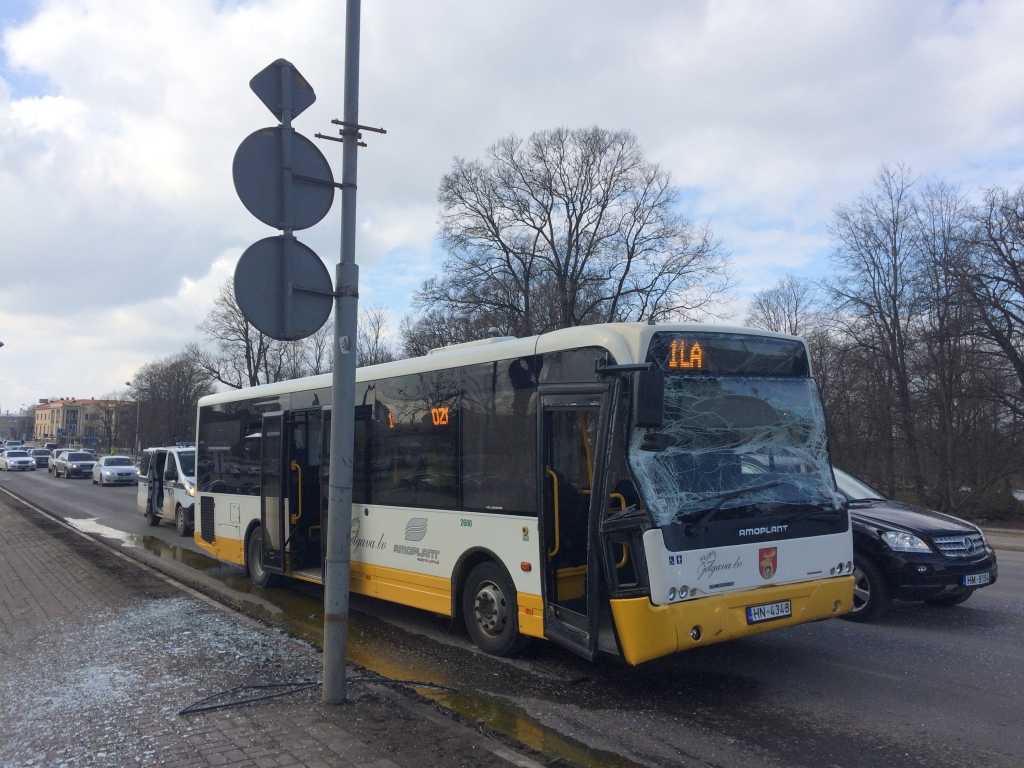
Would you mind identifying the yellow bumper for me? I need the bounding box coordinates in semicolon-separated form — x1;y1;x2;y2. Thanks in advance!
609;576;854;666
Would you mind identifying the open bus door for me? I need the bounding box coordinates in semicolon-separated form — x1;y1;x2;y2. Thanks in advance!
260;412;286;574
539;387;611;661
261;409;324;577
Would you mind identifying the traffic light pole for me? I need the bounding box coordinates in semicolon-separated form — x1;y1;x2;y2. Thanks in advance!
322;0;361;704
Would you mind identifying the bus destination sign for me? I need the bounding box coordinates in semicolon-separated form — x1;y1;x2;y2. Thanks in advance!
647;332;810;377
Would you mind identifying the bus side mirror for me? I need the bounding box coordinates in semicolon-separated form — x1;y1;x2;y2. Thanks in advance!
633;369;664;428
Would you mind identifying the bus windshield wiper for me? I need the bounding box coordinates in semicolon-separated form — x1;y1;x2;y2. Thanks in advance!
682;480;784;536
772;505;844;525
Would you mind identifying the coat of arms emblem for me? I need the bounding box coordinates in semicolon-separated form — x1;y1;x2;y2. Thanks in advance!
759;547;778;579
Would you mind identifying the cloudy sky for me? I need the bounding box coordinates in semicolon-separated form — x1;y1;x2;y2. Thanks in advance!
1;0;1023;411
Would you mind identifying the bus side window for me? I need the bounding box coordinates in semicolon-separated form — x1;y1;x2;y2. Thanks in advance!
461;358;538;515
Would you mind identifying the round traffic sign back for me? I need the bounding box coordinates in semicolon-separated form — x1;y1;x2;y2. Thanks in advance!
232;127;335;231
234;236;333;342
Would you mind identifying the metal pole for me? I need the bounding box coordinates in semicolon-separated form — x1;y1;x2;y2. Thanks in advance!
323;0;361;704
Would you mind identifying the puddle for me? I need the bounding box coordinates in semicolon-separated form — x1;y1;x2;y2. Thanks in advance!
120;533;637;768
64;517;140;548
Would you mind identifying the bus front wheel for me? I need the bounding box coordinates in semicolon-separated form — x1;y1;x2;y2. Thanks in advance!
462;562;530;656
246;527;277;588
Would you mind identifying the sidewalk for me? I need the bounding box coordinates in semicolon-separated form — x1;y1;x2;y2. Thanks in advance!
983;526;1024;553
0;494;543;768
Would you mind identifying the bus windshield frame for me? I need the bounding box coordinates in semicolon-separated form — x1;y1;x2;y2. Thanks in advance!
630;333;841;528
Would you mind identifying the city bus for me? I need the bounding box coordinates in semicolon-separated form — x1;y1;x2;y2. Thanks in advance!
194;323;854;664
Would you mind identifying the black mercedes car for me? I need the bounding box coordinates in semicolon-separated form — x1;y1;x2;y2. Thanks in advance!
834;468;998;621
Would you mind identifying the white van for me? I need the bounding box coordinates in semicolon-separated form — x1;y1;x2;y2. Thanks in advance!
137;447;197;536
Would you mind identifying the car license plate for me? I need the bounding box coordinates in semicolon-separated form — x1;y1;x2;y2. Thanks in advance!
963;572;990;587
746;600;792;624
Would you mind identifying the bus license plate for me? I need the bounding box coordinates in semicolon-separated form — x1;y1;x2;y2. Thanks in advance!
746;600;792;625
963;572;990;587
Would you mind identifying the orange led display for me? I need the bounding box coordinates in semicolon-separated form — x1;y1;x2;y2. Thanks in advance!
431;407;450;426
387;413;394;429
668;340;703;370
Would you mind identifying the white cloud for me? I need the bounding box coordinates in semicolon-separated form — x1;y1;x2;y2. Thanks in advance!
1;0;1023;405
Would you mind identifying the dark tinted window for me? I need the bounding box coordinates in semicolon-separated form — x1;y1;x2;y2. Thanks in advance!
372;372;460;510
67;452;92;461
540;347;611;383
105;457;134;466
178;451;195;476
197;397;281;495
462;358;539;515
353;405;372;504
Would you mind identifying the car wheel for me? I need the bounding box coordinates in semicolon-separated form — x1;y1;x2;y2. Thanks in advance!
246;527;277;588
924;590;974;607
462;561;531;656
144;503;161;527
174;504;193;537
842;554;891;623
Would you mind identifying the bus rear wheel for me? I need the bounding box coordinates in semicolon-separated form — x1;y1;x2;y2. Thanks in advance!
246;527;278;588
462;562;530;656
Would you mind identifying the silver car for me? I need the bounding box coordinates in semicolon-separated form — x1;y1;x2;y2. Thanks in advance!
53;451;96;479
0;450;36;471
48;450;69;474
92;455;139;486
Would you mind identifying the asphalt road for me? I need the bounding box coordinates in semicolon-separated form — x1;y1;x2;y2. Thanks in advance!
2;467;1022;768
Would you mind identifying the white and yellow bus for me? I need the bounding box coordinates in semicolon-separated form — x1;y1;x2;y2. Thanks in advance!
194;323;854;664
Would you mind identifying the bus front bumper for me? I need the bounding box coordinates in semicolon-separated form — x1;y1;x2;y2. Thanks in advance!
609;575;854;666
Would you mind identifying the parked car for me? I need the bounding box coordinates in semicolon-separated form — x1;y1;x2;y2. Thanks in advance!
137;447;197;536
0;450;36;471
52;451;97;479
48;450;69;474
92;455;139;486
835;467;998;621
29;448;50;468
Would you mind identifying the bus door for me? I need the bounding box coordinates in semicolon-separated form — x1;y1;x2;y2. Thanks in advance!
284;409;323;573
262;409;324;574
539;388;610;660
260;412;286;574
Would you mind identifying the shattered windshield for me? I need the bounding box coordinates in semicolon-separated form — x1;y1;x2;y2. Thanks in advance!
628;376;840;526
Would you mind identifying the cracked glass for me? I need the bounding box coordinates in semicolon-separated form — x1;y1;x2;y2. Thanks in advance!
628;376;841;527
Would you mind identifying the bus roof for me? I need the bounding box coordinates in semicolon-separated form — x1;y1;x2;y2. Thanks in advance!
197;322;808;408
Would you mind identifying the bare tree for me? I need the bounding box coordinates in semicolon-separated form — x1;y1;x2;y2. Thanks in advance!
744;274;818;335
132;349;214;448
195;278;312;388
827;163;927;500
357;304;396;367
964;185;1024;396
304;319;334;376
417;127;731;338
94;389;133;453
